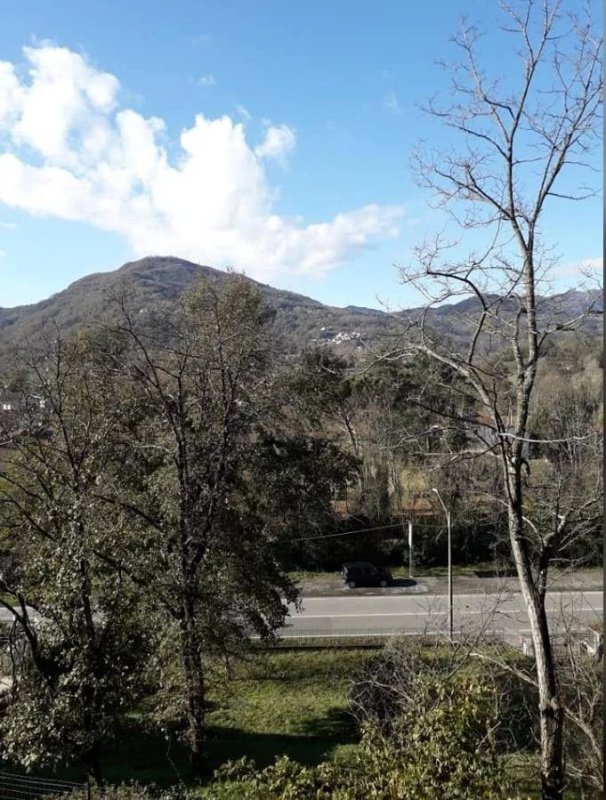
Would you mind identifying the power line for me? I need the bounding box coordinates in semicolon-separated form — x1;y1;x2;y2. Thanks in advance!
292;522;403;543
291;518;498;543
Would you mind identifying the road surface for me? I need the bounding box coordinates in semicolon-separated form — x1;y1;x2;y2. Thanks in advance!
2;590;601;649
280;590;603;642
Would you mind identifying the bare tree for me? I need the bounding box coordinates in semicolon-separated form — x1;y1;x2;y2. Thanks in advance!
395;2;602;798
472;603;603;798
556;618;603;797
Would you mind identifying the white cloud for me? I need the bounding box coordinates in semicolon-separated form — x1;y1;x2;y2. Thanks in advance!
383;91;401;114
254;122;296;165
11;45;119;163
235;103;251;121
199;73;216;87
0;44;404;282
557;257;602;278
191;33;212;47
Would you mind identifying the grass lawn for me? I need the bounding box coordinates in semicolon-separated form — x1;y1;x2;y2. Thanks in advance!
4;643;568;798
289;561;515;581
204;648;373;772
394;562;516;577
290;564;603;582
30;647;374;790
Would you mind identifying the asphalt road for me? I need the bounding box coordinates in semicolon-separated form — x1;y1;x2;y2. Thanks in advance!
2;590;601;649
280;590;603;642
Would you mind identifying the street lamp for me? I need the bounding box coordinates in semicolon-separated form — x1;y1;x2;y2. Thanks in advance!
432;488;453;640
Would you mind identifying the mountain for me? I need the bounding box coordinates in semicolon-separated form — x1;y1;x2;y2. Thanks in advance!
0;256;396;362
0;256;601;366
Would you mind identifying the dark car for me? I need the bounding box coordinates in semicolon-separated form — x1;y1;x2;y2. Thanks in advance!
341;561;393;588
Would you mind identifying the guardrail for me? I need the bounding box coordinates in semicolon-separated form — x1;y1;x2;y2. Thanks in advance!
516;628;604;659
264;626;508;647
0;771;88;799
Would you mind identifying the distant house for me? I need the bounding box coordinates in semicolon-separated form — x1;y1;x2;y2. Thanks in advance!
0;393;47;434
472;414;505;448
331;499;351;521
331;495;439;522
0;395;20;440
25;394;46;411
0;393;19;413
399;497;436;518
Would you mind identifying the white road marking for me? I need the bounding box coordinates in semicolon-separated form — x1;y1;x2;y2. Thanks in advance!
293;605;601;619
293;610;520;619
296;591;602;604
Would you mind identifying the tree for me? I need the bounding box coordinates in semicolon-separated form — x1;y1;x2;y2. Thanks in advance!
0;336;148;780
396;2;602;797
61;784;197;800
98;275;353;774
290;349;469;523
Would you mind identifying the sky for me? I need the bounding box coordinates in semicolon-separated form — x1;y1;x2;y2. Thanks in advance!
0;0;602;310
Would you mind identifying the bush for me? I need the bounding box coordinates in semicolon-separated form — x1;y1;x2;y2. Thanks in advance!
209;675;523;799
60;784;197;800
349;637;538;751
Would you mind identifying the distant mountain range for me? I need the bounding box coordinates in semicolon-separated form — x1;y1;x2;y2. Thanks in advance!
0;256;601;366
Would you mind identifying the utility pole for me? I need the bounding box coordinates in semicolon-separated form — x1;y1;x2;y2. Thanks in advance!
407;520;413;578
432;488;453;641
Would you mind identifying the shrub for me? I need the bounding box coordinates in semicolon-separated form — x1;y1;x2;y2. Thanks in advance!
210;675;523;799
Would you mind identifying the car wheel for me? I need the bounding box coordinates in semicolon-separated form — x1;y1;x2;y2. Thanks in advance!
379;579;388;587
347;580;356;589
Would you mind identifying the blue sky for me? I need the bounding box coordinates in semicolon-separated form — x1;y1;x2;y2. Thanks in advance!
0;0;601;310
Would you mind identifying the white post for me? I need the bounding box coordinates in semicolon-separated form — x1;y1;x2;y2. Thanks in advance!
407;520;413;578
432;488;453;641
446;509;452;640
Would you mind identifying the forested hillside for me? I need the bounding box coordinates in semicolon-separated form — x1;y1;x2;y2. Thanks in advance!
0;255;600;366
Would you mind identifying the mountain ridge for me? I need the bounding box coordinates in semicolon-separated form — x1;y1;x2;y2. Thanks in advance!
0;256;601;363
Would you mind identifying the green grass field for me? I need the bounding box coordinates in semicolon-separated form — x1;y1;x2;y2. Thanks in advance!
289;562;514;581
3;644;564;797
205;649;371;772
65;647;375;789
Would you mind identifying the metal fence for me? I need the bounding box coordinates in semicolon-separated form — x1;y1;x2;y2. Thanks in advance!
265;626;509;647
0;771;88;799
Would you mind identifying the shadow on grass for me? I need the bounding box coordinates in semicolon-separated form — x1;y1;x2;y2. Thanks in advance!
0;725;191;789
33;706;358;788
205;702;357;771
298;706;356;742
206;722;355;776
99;721;192;786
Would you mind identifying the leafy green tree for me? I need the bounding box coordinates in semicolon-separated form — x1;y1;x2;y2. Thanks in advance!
99;275;354;774
61;784;197;800
0;336;149;779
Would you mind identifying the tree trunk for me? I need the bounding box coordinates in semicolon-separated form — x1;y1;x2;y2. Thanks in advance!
528;600;564;800
180;598;206;776
508;513;564;800
83;740;103;786
80;557;104;785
